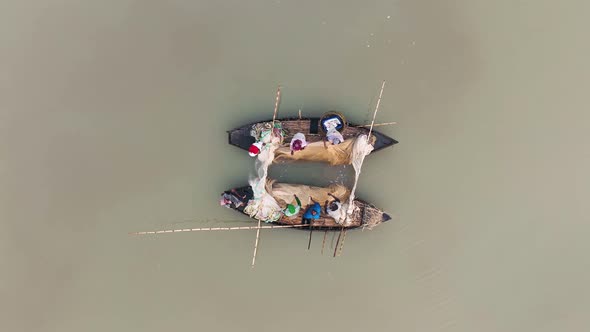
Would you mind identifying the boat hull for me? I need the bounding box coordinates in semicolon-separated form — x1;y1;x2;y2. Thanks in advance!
221;185;391;231
228;117;398;159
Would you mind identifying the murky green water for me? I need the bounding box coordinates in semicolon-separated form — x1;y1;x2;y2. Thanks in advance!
2;1;589;331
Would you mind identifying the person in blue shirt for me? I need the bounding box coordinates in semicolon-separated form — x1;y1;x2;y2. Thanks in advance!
302;197;321;225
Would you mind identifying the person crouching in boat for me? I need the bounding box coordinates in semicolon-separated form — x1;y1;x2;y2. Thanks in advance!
326;129;344;145
302;198;321;224
290;133;307;155
283;194;302;218
248;141;263;157
322;115;344;145
324;193;343;221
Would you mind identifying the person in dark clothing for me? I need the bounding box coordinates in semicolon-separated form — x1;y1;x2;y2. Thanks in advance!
324;193;341;212
324;192;343;221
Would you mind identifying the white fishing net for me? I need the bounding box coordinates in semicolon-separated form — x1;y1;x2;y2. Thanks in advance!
340;134;374;225
244;122;284;222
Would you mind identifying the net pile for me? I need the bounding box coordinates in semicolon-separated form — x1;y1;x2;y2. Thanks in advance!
341;134;374;225
244;122;284;222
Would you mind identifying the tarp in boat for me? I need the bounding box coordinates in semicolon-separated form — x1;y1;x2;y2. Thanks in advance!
273;135;376;166
266;180;350;208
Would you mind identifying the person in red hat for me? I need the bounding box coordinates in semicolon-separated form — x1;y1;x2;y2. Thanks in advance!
248;141;263;157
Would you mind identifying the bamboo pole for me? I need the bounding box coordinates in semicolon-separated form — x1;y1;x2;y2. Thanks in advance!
272;86;281;126
337;229;347;256
129;223;311;236
252;84;280;267
321;230;328;255
251;219;262;267
334;228;343;257
367;81;386;143
331;231;336;249
355;121;396;127
306;196;313;250
307;225;313;250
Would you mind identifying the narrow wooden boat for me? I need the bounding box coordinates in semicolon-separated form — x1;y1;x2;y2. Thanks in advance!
227;115;398;165
220;181;391;230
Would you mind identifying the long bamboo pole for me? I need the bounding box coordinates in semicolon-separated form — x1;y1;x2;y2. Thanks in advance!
367;81;386;143
130;223;311;236
251;219;262;267
271;86;281;126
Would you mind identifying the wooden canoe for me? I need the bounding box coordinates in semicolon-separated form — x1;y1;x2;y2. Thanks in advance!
228;117;398;164
221;184;391;231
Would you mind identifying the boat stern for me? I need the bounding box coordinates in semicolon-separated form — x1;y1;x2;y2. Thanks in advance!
382;212;392;222
228;125;256;150
220;186;254;213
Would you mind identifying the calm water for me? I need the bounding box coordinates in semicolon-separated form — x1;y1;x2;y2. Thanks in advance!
2;1;590;331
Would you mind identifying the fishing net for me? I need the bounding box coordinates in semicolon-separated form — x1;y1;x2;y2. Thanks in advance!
268;180;350;207
244;122;284;222
250;122;285;146
342;134;374;225
268;180;352;225
273;136;374;166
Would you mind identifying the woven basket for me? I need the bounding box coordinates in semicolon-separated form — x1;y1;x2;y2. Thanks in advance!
319;111;347;133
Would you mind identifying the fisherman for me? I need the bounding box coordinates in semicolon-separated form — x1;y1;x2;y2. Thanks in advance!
324;192;342;221
283;194;302;218
248;141;263;157
290;132;308;155
326;128;344;145
302;197;321;224
321;114;345;145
